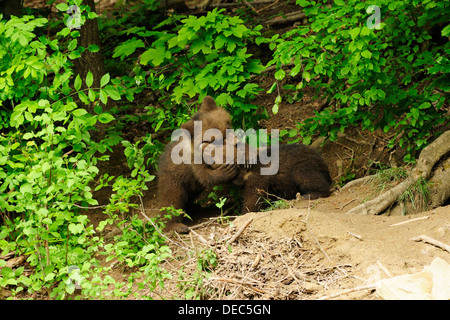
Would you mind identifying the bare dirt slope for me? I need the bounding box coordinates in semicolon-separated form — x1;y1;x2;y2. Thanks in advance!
188;183;450;300
234;205;450;285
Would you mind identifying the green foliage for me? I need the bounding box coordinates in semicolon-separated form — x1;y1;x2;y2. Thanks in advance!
270;0;449;160
117;9;268;129
0;7;170;299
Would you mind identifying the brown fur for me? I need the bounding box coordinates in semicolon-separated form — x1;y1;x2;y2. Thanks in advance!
157;96;237;233
212;143;331;213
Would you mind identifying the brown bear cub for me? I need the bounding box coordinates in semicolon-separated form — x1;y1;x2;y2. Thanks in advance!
212;143;332;213
157;96;238;233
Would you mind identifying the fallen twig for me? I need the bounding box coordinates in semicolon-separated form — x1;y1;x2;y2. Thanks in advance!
208;276;268;294
338;198;356;210
189;229;209;246
410;235;450;254
347;231;362;240
377;260;393;278
316;284;376;300
389;216;429;227
208;0;273;9
227;218;253;245
256;0;279;13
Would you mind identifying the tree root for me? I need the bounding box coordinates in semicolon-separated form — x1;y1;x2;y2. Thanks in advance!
429;155;450;207
346;130;450;215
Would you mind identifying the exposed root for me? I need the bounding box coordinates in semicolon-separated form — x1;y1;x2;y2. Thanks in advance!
346;130;450;215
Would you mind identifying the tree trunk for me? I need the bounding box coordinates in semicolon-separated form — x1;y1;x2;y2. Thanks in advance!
0;0;23;17
72;0;108;139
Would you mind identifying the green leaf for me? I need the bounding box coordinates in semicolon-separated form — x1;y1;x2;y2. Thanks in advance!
267;82;277;94
140;45;170;66
334;0;345;6
86;71;93;88
100;73;110;87
88;88;95;102
410;108;420;120
340;67;350;76
349;27;360;40
442;24;450;37
112;38;145;60
87;44;99;52
77;91;89;104
55;3;68;11
104;86;121;100
274;69;286;81
302;71;311;82
418;102;431;109
361;50;372;58
74;74;82;91
23;132;34;139
88;11;98;19
98;113;115;123
68;50;81;60
69;223;84;234
99;90;108;105
10;111;24;127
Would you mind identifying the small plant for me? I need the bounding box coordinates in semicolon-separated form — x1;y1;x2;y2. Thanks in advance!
177;247;218;300
399;177;431;213
370;166;409;195
262;198;291;211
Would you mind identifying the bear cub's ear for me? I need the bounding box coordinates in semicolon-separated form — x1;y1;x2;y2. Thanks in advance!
199;96;218;112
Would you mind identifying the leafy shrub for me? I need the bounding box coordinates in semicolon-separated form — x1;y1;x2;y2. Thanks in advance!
270;0;449;160
0;8;168;299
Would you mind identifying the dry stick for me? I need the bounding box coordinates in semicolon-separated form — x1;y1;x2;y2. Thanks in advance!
279;253;303;293
338;198;356;210
377;260;393;278
347;231;362;240
251;252;261;270
316;284;376;300
189;228;209;246
209;0;273;8
256;0;279;13
410;235;450;254
389;216;429;227
226;218;253;245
